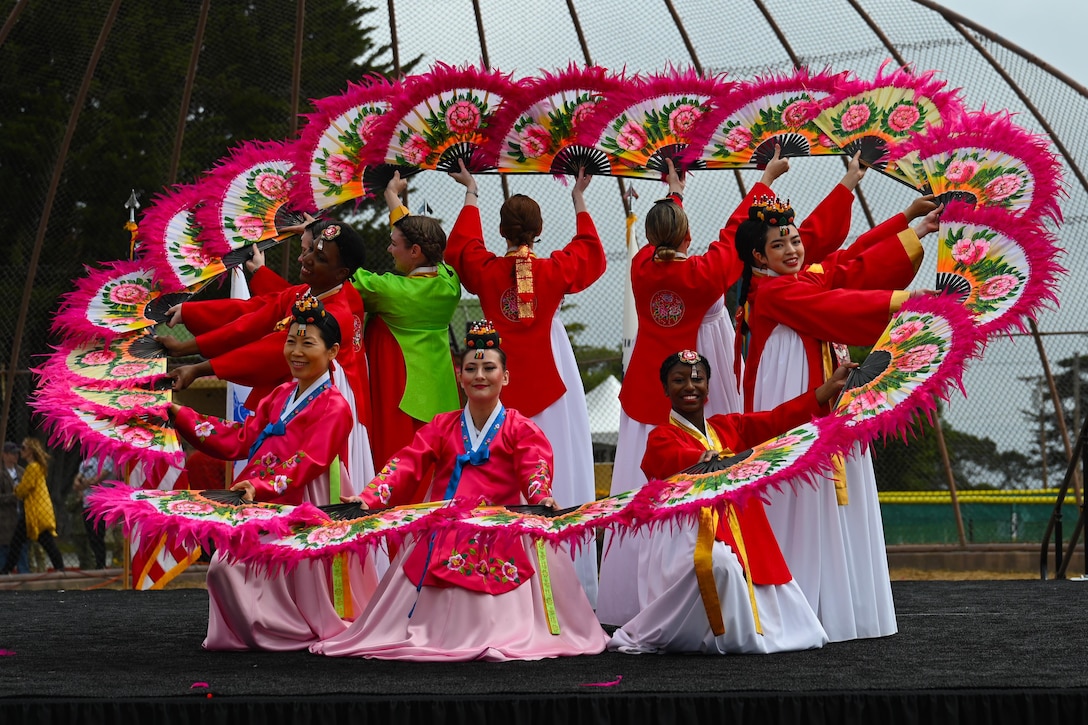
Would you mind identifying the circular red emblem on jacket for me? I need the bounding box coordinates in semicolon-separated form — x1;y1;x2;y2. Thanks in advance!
649;290;684;327
499;286;536;322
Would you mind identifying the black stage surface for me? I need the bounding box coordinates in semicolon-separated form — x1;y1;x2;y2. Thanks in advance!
2;580;1086;723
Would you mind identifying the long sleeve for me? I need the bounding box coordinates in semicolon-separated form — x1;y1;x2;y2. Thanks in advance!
509;415;554;504
545;211;607;293
759;277;904;346
361;420;445;507
444;205;496;294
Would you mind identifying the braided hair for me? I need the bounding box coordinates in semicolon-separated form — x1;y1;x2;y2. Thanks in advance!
733;196;796;336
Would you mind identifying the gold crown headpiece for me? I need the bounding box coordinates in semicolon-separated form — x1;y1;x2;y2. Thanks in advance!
748;195;796;229
465;320;501;353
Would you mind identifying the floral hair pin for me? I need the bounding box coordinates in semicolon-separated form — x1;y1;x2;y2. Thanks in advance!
316;224;341;251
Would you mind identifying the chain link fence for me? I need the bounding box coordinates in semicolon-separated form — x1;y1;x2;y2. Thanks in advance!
2;0;1085;567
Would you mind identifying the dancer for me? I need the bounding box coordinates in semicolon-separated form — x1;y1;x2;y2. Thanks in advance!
734;194;940;641
0;438;65;574
610;350;852;654
445;161;605;605
313;322;609;662
160;217;375;483
168;295;376;650
352;172;462;491
597;158;747;625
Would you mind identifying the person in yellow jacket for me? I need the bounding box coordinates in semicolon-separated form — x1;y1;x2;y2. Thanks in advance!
1;438;65;574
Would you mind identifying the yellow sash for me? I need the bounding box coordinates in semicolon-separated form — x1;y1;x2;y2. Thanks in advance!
821;342;849;505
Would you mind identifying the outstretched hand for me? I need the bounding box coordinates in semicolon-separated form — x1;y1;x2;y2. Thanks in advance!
386;170;409;198
759;144;790;186
904;194;939;221
230;480;256;504
245;244;266;273
449;158;475;188
665;158;686;196
840;151;867;191
279;211;317;238
911;205;944;239
340;494;368;510
164;303;184;328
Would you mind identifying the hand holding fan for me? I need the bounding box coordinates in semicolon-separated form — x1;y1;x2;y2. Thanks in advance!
891;110;1065;222
193;140;299;259
52;260;193;344
830;295;983;442
291;76;402;209
812;63;964;189
934;202;1064;334
575;68;731;178
681;67;846;170
364;63;517;174
483;64;626;176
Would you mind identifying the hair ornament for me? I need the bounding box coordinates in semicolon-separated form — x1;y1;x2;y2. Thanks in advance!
678;349;703;365
291;293;327;335
465;320;501;350
316;223;341;251
748;194;796;228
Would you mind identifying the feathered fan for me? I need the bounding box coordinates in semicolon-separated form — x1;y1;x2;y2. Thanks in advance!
830;295;982;443
291;75;405;209
37;332;168;392
483;64;626;176
934;202;1064;334
639;421;841;528
140;184;226;293
891;110;1065;222
575;68;732;178
363;63;517;174
812;63;964;189
52;260;192;344
681;67;847;170
193;140;301;259
39;403;183;471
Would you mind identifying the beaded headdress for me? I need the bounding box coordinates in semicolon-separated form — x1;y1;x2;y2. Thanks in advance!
465;320;501;359
291;293;327;336
748;195;796;235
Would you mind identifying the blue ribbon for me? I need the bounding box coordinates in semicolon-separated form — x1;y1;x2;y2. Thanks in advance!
247;379;330;460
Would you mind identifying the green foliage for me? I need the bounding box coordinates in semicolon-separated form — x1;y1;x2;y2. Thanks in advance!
564;308;622;392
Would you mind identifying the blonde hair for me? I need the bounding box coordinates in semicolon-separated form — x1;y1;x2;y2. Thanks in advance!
646;199;689;261
21;437;50;469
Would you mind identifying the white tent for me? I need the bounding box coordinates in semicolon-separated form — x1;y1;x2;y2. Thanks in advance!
584;375;622;448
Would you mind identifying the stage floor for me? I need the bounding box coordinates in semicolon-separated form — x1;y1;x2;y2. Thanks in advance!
2;580;1086;722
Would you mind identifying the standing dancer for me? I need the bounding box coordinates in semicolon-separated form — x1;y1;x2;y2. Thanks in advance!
313;323;608;661
353;172;462;497
445;161;606;605
734;194;939;641
168;296;376;650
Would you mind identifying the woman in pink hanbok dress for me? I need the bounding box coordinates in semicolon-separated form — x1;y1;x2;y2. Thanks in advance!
312;322;609;662
169;293;377;650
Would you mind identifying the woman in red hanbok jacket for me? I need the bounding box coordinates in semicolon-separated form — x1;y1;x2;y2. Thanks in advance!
312;323;608;662
169;295;377;651
733;194;940;643
445;161;605;605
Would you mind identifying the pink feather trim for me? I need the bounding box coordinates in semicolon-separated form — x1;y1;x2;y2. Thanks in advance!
681;66;848;167
139;183;209;293
291;75;398;210
893;109;1066;224
574;67;732;149
35;404;184;472
34;338;167;392
818;60;965;120
51;259;162;345
193;139;298;256
939;201;1066;336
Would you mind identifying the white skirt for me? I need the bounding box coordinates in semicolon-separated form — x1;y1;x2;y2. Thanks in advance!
596;299;744;626
608;519;827;654
754;324;896;641
529;314;600;607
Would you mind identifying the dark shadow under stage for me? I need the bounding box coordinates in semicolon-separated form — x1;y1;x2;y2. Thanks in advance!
1;580;1086;723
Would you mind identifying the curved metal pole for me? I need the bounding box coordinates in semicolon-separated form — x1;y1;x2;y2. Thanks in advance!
1030;318;1083;505
0;0;122;449
0;0;29;48
167;0;211;185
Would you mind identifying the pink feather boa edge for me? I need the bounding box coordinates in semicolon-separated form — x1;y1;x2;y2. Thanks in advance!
86;483;329;562
681;66;849;167
358;63;519;169
192;139;297;257
818;60;965;119
479;64;627;167
33;403;184;472
290;75;398;211
33;339;169;391
51;259;159;346
574;67;733;149
30;372;171;424
893;110;1066;224
940;201;1067;337
822;295;984;448
138;183;208;293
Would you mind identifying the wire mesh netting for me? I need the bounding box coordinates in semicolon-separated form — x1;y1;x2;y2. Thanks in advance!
2;0;1086;565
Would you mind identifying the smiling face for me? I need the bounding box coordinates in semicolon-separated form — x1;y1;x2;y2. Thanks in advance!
297;229;348;293
283;322;339;388
459;349;509;405
664;361;710;418
753;225;804;274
